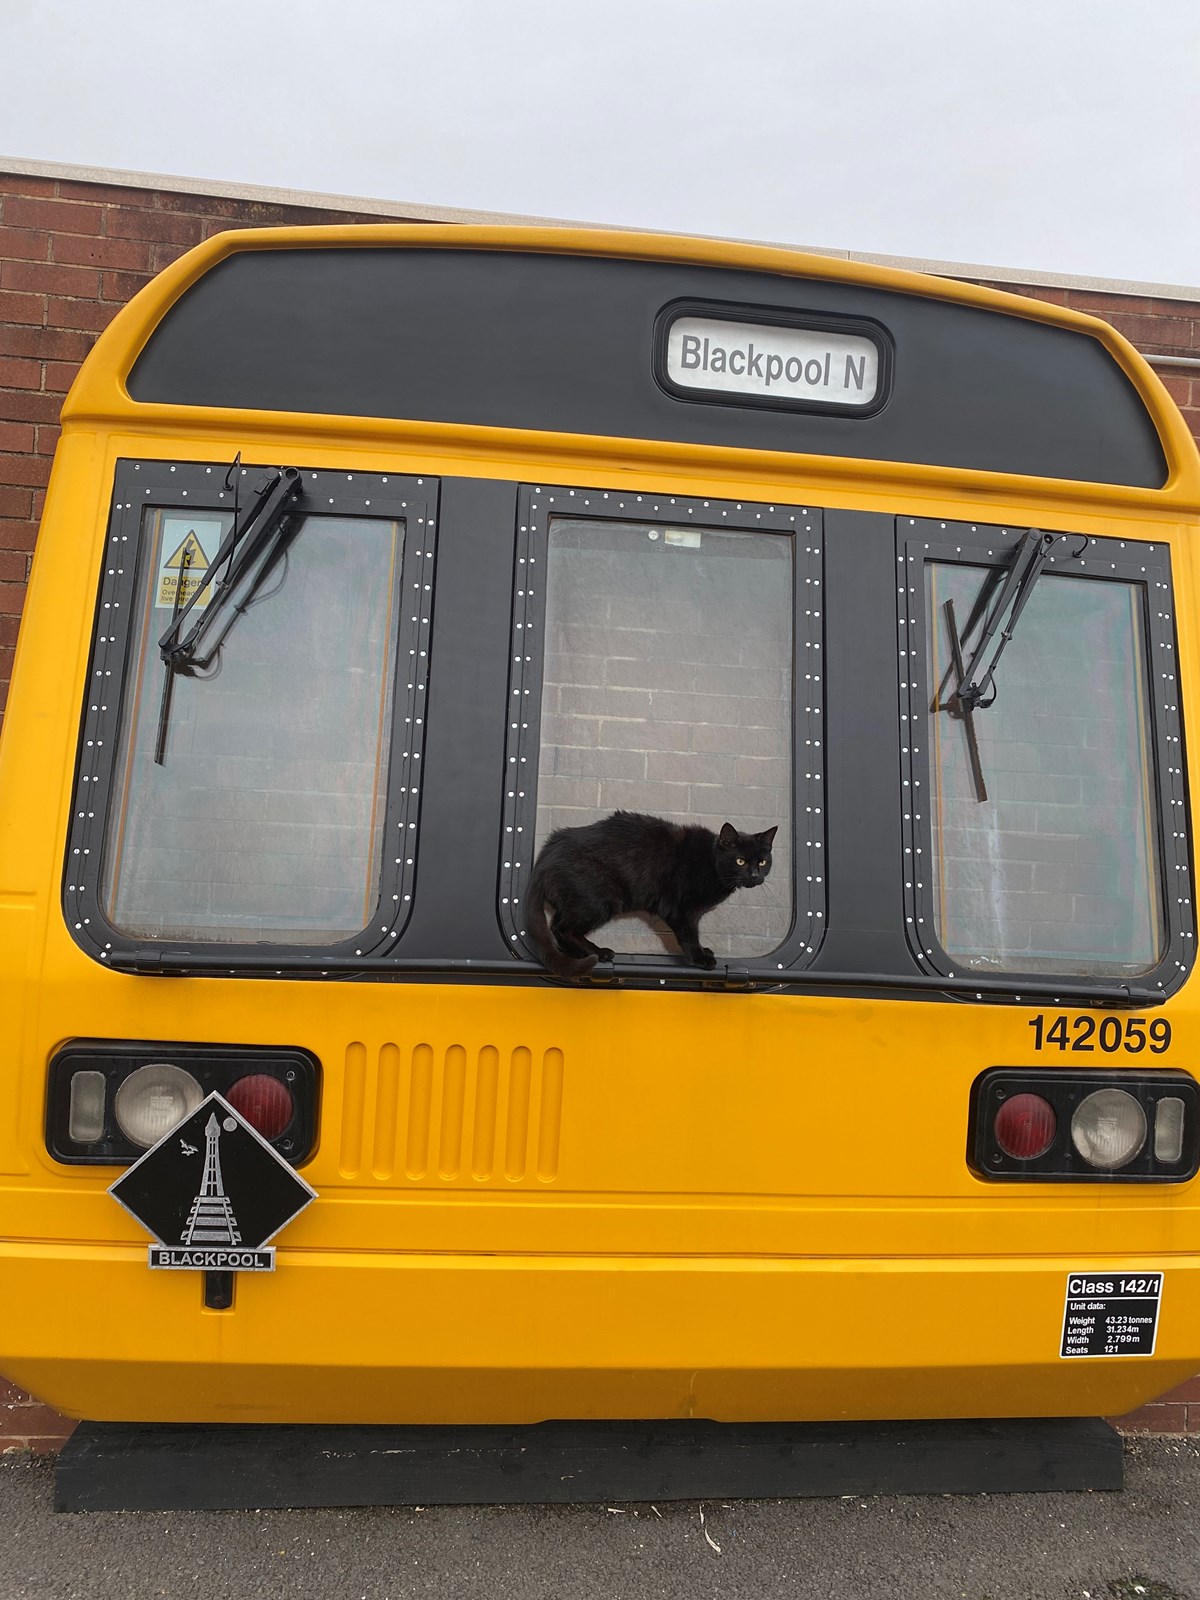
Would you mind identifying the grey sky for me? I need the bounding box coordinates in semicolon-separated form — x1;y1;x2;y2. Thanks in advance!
2;0;1198;285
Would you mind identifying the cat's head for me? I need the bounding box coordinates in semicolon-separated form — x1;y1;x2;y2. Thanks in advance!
717;823;778;888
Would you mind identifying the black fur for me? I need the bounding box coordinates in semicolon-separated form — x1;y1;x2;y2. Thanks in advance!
525;811;778;976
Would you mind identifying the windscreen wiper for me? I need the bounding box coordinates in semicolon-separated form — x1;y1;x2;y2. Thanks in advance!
158;466;304;671
153;465;305;764
955;527;1086;713
939;527;1087;803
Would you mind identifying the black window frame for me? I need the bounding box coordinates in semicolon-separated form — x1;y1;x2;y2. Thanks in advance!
498;482;826;981
64;458;439;969
897;516;1193;999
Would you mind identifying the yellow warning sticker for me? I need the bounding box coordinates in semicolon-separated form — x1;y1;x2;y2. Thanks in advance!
155;515;223;611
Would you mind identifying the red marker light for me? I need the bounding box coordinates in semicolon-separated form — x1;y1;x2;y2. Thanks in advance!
994;1093;1056;1160
226;1074;294;1140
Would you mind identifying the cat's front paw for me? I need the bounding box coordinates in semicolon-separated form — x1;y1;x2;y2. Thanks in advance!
594;947;614;964
693;946;717;970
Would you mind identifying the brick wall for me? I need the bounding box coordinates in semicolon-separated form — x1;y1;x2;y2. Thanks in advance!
2;167;1200;1448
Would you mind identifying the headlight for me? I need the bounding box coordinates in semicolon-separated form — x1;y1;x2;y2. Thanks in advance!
113;1062;204;1148
1070;1088;1147;1171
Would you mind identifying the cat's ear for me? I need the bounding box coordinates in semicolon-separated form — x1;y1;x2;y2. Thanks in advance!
718;822;739;847
759;825;778;845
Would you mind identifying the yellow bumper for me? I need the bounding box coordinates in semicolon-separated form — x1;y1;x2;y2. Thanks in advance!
1;1243;1196;1424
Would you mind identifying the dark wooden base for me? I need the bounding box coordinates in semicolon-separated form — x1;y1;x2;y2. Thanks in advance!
54;1416;1124;1512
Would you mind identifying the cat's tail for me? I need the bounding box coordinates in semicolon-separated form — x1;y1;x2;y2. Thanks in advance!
524;873;598;978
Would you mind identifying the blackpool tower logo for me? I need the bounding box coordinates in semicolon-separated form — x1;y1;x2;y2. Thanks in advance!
182;1111;243;1247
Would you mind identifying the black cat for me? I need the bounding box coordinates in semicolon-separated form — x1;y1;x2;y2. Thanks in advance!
524;811;777;977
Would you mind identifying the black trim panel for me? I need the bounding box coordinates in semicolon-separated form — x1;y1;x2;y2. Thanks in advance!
396;477;520;961
69;469;1181;1006
809;510;916;978
127;249;1167;487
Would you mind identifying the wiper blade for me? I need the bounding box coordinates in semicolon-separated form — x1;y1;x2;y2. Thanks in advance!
955;527;1085;713
943;597;988;803
153;465;305;765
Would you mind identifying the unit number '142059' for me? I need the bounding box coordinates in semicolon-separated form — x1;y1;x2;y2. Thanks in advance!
1028;1015;1171;1053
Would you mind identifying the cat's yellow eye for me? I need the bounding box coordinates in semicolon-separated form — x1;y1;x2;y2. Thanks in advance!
736;857;746;866
758;858;767;866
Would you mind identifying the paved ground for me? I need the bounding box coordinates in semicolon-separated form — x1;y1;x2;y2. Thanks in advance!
4;1438;1200;1600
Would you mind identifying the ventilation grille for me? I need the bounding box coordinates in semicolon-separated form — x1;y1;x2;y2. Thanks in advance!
338;1043;564;1184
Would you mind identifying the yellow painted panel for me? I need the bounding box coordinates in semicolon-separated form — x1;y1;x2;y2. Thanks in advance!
2;1244;1197;1424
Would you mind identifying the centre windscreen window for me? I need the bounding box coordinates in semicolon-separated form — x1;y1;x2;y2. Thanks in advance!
500;486;824;972
65;461;437;960
898;517;1192;995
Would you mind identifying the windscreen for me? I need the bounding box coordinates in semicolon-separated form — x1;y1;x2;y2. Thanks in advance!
101;507;403;943
925;562;1162;976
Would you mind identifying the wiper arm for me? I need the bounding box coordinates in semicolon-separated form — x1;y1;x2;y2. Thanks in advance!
153;465;305;765
955;527;1085;713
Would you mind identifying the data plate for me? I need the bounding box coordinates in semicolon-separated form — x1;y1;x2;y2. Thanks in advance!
1060;1272;1163;1358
